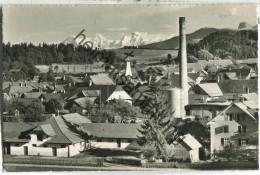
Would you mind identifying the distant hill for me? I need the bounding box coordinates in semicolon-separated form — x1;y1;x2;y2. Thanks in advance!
187;29;258;60
138;28;237;50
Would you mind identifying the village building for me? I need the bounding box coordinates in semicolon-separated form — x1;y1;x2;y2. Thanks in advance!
218;79;258;94
83;74;115;86
80;123;142;150
207;101;258;154
3;113;91;157
173;134;202;163
191;83;223;98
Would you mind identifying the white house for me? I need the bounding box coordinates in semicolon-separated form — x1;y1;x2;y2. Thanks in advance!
80;123;142;150
3;113;92;157
173;134;202;163
207;102;258;154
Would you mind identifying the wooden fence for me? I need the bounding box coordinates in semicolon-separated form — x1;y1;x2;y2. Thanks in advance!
4;156;104;167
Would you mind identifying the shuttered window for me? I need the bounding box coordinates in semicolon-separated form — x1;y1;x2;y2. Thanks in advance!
215;125;229;134
238;126;242;133
243;126;247;133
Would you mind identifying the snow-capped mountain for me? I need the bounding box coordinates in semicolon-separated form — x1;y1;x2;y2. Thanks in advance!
62;32;174;49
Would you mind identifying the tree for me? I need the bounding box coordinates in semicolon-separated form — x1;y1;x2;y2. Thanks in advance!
137;83;181;161
44;98;64;113
178;121;210;149
92;100;145;123
62;116;96;150
187;55;198;63
23;101;45;122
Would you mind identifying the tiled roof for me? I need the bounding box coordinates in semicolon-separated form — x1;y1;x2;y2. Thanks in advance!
197;83;223;97
88;74;115;85
22;92;44;99
6;85;34;95
218;79;258;94
74;97;96;109
3;122;37;139
178;134;202;151
80;123;142;139
36;113;92;144
40;93;62;100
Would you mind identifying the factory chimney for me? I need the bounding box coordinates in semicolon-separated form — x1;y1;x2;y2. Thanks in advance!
179;17;189;107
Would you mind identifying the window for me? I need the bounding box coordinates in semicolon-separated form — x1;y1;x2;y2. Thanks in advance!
43;145;48;147
221;138;230;146
237;114;240;121
97;138;102;142
229;114;233;121
61;145;66;148
239;139;249;146
215;125;229;134
238;126;242;133
37;133;43;141
224;125;229;133
32;144;36;147
243;126;247;133
127;140;132;143
15;143;19;147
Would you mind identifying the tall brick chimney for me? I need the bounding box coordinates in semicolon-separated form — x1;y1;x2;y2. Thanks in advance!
179;17;188;107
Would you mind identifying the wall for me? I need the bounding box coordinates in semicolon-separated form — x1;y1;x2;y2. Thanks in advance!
8;133;85;157
90;139;141;150
190;105;226;119
107;91;132;105
69;142;85;157
209;105;258;153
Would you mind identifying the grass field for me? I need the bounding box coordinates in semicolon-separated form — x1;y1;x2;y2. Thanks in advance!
114;48;178;64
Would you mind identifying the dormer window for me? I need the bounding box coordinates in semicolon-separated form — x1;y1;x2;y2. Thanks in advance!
37;133;43;141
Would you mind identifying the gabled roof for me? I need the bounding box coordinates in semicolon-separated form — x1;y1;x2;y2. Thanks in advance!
178;134;202;151
40;93;62;100
87;74;115;85
156;73;195;89
74;97;95;109
62;75;83;84
5;85;34;95
86;85;129;103
34;113;92;144
22;92;44;99
80;123;142;139
241;93;258;103
3;122;37;139
218;79;258;94
197;83;223;97
210;102;257;123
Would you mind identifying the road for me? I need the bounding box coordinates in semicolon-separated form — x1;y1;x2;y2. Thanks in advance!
3;163;195;172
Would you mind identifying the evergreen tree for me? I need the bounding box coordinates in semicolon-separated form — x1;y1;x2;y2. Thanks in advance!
137;82;182;160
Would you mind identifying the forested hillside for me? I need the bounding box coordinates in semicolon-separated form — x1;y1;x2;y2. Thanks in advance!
3;43;123;80
187;30;258;59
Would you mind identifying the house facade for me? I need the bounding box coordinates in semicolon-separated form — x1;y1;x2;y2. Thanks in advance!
208;102;258;154
3;113;91;157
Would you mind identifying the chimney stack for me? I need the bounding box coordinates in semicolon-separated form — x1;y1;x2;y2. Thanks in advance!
179;17;189;107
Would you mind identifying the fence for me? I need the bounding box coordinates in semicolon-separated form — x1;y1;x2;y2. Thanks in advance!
4;156;104;167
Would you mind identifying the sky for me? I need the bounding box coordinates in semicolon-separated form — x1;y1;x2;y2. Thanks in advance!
3;4;258;44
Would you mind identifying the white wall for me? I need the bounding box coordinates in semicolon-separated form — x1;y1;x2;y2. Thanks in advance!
9;133;85;157
107;91;132;105
90;139;141;150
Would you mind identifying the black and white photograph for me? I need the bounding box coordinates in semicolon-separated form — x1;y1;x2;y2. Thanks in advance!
1;3;259;172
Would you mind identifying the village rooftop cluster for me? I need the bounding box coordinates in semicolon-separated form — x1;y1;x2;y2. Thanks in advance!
2;17;258;170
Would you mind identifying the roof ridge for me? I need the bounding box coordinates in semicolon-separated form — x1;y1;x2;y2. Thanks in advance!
53;116;73;143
